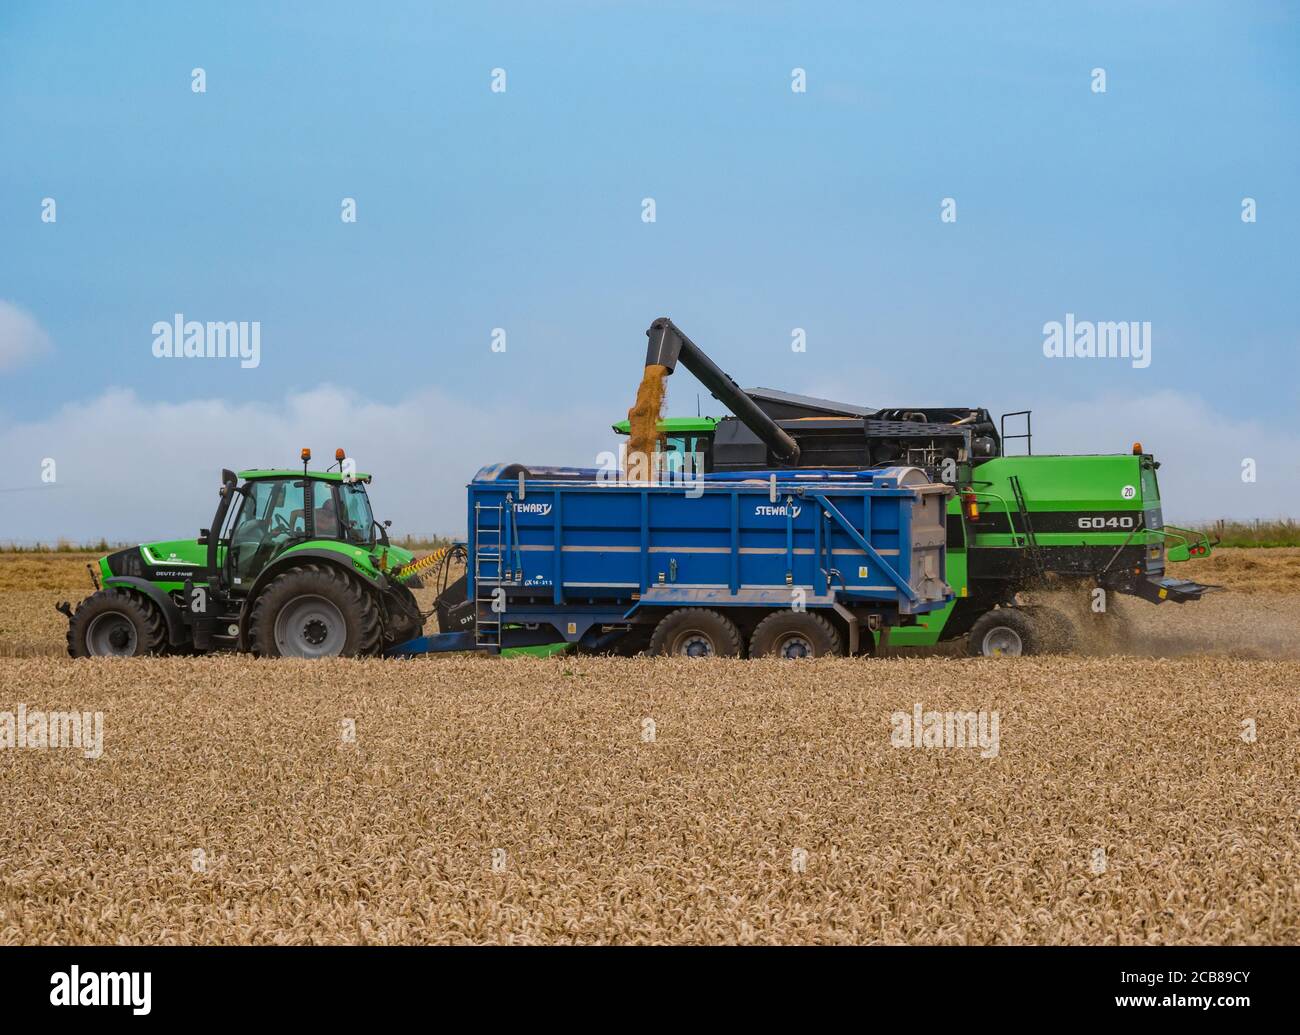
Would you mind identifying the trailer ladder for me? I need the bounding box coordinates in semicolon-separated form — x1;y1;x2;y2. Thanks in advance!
473;501;505;650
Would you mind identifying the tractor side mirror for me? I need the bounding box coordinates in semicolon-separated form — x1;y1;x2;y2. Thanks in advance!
198;528;210;546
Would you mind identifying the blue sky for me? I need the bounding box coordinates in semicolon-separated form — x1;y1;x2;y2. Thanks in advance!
1;1;1297;539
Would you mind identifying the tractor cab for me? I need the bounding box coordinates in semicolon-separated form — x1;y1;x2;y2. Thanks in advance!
221;470;378;589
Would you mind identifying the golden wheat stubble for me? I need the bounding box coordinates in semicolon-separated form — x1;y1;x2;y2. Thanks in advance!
0;653;1296;945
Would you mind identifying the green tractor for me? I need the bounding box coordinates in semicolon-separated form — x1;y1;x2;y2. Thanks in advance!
59;451;426;658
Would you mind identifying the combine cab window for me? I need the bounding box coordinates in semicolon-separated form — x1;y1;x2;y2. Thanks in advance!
1140;461;1163;530
661;434;709;476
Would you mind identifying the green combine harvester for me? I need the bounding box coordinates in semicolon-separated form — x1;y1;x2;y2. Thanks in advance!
59;449;431;658
612;318;1216;656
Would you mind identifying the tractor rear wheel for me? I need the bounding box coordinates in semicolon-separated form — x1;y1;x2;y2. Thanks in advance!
967;607;1044;657
67;588;167;658
250;563;382;658
648;608;743;658
749;610;843;658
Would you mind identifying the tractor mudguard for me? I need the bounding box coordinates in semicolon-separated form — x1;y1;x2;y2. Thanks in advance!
102;577;187;646
237;549;386;650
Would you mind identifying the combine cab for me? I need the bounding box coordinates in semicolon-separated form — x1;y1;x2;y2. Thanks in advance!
59;451;425;658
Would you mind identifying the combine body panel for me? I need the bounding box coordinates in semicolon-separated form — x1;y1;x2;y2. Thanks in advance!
399;464;952;656
963;454;1158;576
958;453;1211;593
887;452;1215;648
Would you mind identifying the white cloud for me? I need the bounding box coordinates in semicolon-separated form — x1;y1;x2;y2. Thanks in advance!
0;385;609;543
1029;389;1300;522
0;300;52;371
0;384;1293;544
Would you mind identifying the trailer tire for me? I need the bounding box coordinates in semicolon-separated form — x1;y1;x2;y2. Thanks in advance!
648;608;743;658
67;588;167;658
968;607;1042;657
749;610;843;659
250;563;382;658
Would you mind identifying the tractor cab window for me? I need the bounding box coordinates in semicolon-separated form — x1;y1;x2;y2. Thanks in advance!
313;483;341;538
228;478;306;585
337;482;375;545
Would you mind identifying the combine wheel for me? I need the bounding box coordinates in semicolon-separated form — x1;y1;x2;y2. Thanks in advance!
967;607;1045;658
250;563;382;658
749;610;843;659
67;588;167;658
648;608;743;658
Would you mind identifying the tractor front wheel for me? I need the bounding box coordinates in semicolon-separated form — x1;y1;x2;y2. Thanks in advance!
250;563;382;659
67;588;167;658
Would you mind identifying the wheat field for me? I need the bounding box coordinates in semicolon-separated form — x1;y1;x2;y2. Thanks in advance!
0;551;1297;944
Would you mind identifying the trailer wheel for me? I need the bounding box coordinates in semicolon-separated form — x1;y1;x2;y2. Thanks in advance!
66;588;167;658
749;610;843;659
967;607;1041;657
648;608;743;658
250;563;382;658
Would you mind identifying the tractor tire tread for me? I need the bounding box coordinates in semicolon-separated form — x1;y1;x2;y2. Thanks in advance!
66;587;167;658
250;562;382;658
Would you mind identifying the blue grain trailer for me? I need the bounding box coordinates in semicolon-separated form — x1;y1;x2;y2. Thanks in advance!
394;463;952;658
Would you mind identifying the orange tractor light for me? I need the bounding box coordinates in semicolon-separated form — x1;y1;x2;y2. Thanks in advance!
1132;442;1143;455
301;448;312;462
961;490;980;520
